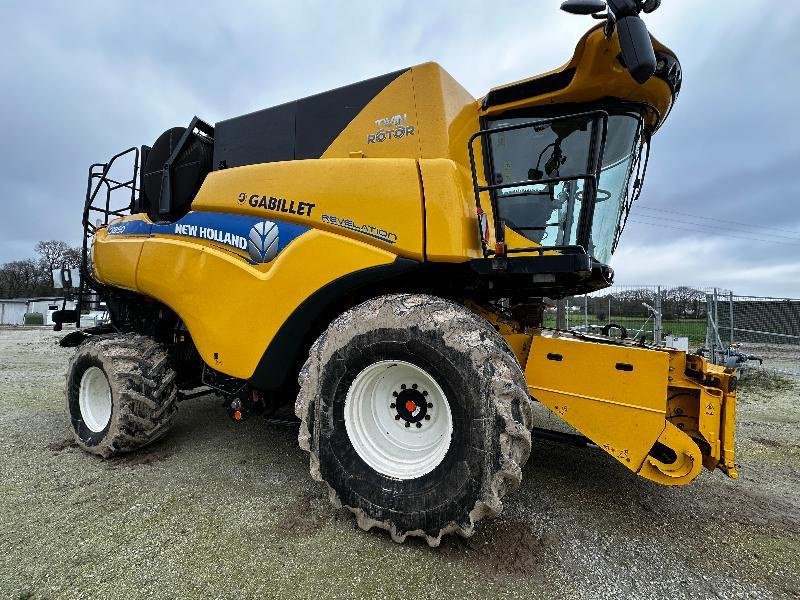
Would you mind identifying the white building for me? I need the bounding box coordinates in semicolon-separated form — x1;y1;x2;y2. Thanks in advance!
0;297;76;326
0;299;28;325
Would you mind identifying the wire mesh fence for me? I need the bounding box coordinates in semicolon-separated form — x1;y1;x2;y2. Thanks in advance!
548;286;800;377
715;294;800;377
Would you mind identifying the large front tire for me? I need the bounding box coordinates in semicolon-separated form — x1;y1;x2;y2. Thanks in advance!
296;294;532;546
66;333;178;458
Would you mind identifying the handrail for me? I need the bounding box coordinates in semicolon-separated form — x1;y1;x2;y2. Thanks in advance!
76;146;139;325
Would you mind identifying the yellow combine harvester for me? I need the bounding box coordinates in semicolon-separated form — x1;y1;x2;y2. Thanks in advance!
57;0;737;545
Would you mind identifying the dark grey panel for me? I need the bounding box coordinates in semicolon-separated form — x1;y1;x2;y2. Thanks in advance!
212;68;409;170
295;68;408;159
212;101;297;169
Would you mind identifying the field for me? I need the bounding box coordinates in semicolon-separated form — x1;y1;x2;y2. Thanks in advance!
1;328;799;599
542;315;707;344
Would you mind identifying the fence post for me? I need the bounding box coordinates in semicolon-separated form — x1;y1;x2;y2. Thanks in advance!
729;291;735;346
705;290;725;364
713;288;720;349
654;285;662;345
556;299;566;330
608;297;611;325
705;293;714;363
584;294;589;330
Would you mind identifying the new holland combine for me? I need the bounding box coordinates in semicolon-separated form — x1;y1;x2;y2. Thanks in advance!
57;0;738;545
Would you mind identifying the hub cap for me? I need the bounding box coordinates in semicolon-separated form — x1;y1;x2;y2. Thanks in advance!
344;360;453;480
78;366;112;432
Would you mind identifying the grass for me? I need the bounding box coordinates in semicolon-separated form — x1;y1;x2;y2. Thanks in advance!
542;316;707;345
738;369;797;392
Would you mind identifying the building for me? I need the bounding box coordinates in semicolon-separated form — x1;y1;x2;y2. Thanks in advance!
0;299;28;325
0;297;76;326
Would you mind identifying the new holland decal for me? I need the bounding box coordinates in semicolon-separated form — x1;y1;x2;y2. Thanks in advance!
247;221;279;263
173;222;248;251
106;212;308;264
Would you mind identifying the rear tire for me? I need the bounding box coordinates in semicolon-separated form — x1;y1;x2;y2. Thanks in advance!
66;333;178;458
296;294;533;546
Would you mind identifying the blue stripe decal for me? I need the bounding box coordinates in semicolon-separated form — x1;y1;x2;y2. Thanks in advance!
106;212;310;264
107;220;151;236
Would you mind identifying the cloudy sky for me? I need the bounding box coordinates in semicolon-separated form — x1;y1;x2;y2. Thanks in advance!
2;1;798;296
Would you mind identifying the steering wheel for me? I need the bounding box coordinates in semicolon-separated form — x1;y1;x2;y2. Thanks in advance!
601;323;628;339
596;188;612;202
575;188;612;202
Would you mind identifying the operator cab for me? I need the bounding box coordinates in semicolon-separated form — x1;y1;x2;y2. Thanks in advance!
483;105;646;265
467;0;680;298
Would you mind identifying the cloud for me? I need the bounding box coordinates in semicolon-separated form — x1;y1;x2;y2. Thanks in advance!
612;236;800;297
1;1;798;298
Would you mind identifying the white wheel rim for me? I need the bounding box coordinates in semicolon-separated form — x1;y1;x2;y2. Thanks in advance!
344;360;453;480
78;366;112;432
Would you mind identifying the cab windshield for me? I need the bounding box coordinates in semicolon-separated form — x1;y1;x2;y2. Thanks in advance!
485;111;642;263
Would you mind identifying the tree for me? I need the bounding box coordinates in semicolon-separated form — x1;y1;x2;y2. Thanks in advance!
614;288;657;318
663;286;705;318
0;240;81;298
0;259;50;298
63;246;83;269
34;240;71;287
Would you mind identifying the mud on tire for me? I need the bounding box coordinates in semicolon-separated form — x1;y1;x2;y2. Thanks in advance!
295;293;533;546
66;333;178;458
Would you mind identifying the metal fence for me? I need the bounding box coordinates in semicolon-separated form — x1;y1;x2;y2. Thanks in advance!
710;293;800;377
548;286;800;377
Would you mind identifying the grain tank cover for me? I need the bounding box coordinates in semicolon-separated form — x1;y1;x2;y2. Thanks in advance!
212;68;409;170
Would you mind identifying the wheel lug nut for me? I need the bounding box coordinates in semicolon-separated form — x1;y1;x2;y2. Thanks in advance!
405;422;411;428
401;384;406;389
392;391;398;397
395;415;401;420
412;383;418;389
424;415;431;420
390;403;396;408
422;391;428;396
416;422;422;428
426;402;433;408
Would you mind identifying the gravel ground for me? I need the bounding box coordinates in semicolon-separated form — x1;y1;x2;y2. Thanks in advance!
737;342;800;378
1;328;799;600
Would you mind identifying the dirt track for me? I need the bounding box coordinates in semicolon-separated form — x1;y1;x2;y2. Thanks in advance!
1;328;799;599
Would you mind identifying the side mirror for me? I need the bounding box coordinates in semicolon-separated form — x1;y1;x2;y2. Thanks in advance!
561;0;607;15
616;15;657;83
640;0;661;13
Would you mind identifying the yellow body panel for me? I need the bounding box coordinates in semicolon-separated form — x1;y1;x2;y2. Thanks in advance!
525;331;671;473
192;158;425;261
516;330;737;485
483;26;675;129
93;215;151;291
320;69;421;160
410;63;481;162
417;159;482;262
665;352;739;478
135;229;397;379
319;63;480;165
